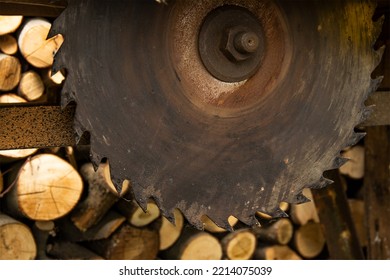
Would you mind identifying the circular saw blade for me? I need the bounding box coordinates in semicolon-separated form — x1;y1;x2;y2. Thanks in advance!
52;0;383;229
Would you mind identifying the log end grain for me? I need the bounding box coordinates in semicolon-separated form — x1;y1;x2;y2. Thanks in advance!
293;222;325;259
0;34;18;55
0;214;37;260
159;209;184;251
0;16;23;36
222;229;257;260
18;70;45;101
0;53;21;91
180;232;222;260
129;202;160;227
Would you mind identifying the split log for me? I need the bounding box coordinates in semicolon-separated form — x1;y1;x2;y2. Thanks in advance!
18;18;64;68
4;154;83;221
58;211;126;242
257;202;289;219
254;245;301;260
339;145;365;179
162;227;223;260
116;200;160;227
221;229;257;260
253;218;293;245
88;224;159;260
47;241;104;260
290;188;319;225
0;213;37;260
18;70;45;101
0;34;18;55
71;163;129;231
348;199;367;248
293;222;325;259
159;209;184;251
0;15;23;35
0;53;21;91
202;215;238;232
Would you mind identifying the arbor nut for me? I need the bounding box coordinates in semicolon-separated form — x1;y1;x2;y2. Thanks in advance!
221;27;260;62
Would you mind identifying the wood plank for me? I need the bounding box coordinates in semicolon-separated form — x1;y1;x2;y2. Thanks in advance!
0;0;66;17
364;126;390;259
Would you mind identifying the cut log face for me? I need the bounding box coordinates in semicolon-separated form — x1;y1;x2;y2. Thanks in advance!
180;232;222;260
18;70;45;101
293;222;325;259
221;229;257;260
129;202;160;227
0;16;23;35
18;18;64;68
254;245;301;260
0;213;37;260
0;94;37;160
254;218;293;245
339;145;365;179
290;188;319;225
9;154;83;221
202;215;238;232
159;209;184;251
0;53;21;91
0;34;18;55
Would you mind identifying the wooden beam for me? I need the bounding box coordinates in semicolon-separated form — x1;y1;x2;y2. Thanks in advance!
0;0;66;17
364;126;390;259
362;91;390;127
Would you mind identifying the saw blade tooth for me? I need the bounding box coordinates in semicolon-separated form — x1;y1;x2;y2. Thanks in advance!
237;215;259;227
52;48;65;75
361;105;374;123
311;176;334;189
292;193;311;204
370;76;384;91
271;208;289;218
332;156;349;169
373;45;386;70
346;132;366;147
372;15;385;43
48;12;66;38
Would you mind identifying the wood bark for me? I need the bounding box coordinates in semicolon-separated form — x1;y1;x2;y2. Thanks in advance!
162;226;222;260
47;241;104;260
0;34;18;55
0;15;23;35
293;222;325;259
71;163;128;232
364;126;390;259
18;70;45;101
254;245;301;260
159;209;184;251
18;18;64;68
312;170;364;259
221;229;257;260
253;218;293;245
4;154;83;221
0;53;21;91
88;224;159;260
0;213;37;260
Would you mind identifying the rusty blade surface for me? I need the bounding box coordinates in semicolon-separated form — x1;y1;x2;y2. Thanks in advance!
52;0;382;229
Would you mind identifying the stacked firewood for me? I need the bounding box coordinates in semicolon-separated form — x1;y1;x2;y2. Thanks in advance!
0;15;368;260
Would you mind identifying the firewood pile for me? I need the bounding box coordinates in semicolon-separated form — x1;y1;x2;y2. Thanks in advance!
0;15;371;260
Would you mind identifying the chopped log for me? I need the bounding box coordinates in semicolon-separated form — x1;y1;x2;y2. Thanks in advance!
47;241;104;260
116;200;160;227
254;245;301;260
0;34;18;55
71;163;129;231
4;154;83;221
58;211;126;242
257;202;289;219
18;18;64;68
48;69;66;85
0;15;23;35
202;215;238;232
293;222;325;259
253;218;293;245
0;53;21;91
221;229;257;260
159;209;184;251
162;227;223;260
339;145;365;179
312;170;364;259
348;199;367;248
0;213;37;260
88;224;159;260
290;188;319;225
18;70;45;101
364;126;390;259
